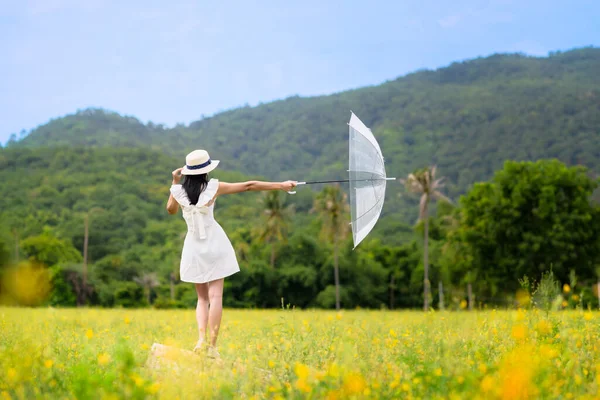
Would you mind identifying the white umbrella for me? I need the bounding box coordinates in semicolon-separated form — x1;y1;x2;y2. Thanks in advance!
292;112;395;248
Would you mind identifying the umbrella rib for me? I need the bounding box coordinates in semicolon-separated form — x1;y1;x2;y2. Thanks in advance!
352;185;386;224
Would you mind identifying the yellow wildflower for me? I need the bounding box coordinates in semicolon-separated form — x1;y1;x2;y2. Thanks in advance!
511;324;528;341
85;329;94;339
563;284;571;293
7;368;17;381
535;320;552;335
342;373;366;395
295;379;311;393
97;353;111;366
147;383;160;394
480;375;495;393
294;363;309;380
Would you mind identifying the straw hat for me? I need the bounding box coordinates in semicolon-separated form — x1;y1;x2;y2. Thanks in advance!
181;150;220;175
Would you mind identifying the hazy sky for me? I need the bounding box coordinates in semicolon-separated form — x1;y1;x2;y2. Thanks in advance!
1;0;599;143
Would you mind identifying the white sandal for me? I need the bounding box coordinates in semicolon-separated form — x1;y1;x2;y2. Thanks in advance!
193;340;206;353
207;346;221;359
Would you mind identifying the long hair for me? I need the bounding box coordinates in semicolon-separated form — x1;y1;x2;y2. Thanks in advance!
182;174;208;205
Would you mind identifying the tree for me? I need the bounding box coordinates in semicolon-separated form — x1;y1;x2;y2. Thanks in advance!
134;272;160;305
21;231;82;267
313;185;350;310
82;208;105;305
258;191;293;267
401;166;451;311
456;160;600;296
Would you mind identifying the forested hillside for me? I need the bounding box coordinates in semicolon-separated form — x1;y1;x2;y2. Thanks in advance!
8;48;600;194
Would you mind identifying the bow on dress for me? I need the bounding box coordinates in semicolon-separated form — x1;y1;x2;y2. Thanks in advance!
187;206;210;239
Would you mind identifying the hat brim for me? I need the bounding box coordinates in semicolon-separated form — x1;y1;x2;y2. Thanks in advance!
181;160;220;175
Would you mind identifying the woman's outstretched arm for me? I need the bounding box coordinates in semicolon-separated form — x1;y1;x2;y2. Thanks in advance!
166;167;183;214
217;180;296;196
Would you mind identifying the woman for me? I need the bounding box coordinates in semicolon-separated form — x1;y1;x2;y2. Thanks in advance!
166;149;296;357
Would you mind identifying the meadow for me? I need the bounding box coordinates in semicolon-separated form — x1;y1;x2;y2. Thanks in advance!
1;307;599;399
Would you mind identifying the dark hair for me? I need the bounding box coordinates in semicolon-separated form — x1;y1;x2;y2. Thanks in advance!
182;174;208;205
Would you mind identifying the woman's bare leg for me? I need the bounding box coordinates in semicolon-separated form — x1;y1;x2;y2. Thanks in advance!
208;279;224;348
195;283;209;346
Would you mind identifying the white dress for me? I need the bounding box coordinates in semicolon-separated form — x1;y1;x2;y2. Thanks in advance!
170;179;240;283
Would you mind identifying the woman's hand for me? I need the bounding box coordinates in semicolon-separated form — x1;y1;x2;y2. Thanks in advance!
280;180;297;192
172;167;183;184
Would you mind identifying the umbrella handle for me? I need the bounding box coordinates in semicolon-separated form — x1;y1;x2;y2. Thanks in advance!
286;182;306;195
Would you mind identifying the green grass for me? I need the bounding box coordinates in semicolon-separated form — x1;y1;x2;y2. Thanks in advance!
1;308;599;399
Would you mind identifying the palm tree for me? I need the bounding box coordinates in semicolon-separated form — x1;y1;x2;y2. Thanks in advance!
259;191;293;267
313;185;350;310
401;166;451;311
134;272;160;305
82;207;104;305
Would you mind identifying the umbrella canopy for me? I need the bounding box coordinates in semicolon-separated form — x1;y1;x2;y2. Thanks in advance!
289;112;394;248
348;112;392;248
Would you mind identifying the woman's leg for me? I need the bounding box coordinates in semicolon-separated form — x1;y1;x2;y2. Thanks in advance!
208;278;224;348
194;283;209;346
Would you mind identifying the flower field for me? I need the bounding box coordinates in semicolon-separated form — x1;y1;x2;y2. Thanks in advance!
1;307;599;399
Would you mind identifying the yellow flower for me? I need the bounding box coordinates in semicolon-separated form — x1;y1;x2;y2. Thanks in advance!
124;316;131;324
336;312;343;320
44;360;53;369
326;390;340;400
85;329;94;339
147;383;160;394
478;364;488;374
456;376;465;384
480;376;495;393
584;312;593;321
535;320;552;335
295;379;311;393
294;363;310;380
562;300;568;308
327;363;340;378
268;360;275;368
563;284;570;293
7;368;17;381
460;300;467;309
511;324;528;341
342;373;366;395
140;343;149;350
434;368;443;377
97;353;111;366
401;383;410;392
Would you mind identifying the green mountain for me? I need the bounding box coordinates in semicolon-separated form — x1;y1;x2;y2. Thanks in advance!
10;48;600;192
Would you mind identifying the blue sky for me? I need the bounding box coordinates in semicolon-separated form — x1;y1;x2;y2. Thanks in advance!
1;0;599;143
